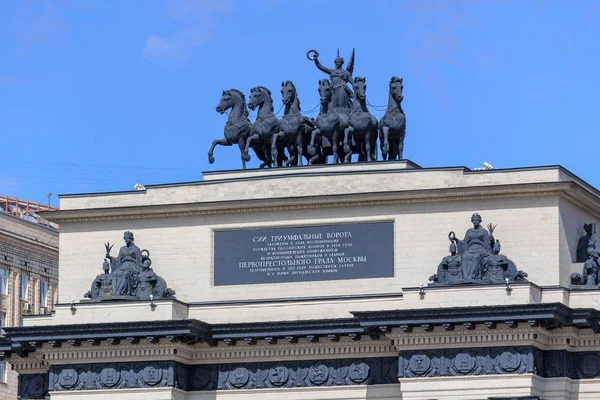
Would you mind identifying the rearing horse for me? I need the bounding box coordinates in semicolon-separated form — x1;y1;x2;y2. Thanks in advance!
344;77;378;162
209;89;253;169
308;79;348;164
244;86;282;168
379;77;406;161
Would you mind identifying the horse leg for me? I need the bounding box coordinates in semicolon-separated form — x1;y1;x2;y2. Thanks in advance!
381;126;390;156
343;126;353;154
271;132;283;167
332;131;340;164
237;139;247;169
365;130;373;162
398;132;405;159
308;128;320;155
208;138;228;164
296;131;304;166
243;134;259;162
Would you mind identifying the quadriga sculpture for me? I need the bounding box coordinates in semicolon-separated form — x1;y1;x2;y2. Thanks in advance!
208;89;253;169
344;77;378;162
379;77;406;161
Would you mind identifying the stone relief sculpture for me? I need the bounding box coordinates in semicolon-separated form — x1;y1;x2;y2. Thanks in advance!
207;47;407;169
571;223;600;288
429;213;528;286
84;231;175;301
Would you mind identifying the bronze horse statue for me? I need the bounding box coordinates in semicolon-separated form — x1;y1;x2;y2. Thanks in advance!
244;86;285;168
344;77;378;162
308;79;349;164
379;77;406;161
274;81;317;166
209;89;253;169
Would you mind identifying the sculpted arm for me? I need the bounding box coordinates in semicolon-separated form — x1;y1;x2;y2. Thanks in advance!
314;58;331;75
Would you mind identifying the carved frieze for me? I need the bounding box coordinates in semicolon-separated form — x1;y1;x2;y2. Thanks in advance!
399;347;535;378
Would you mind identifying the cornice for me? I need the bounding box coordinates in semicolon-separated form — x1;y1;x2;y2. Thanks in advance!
40;181;596;223
3;303;600;362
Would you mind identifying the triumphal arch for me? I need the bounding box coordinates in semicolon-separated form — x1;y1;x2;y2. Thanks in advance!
3;49;600;400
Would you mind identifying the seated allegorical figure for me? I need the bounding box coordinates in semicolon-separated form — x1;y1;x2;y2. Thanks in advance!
136;254;158;300
482;241;509;283
449;213;494;281
84;259;113;299
431;242;463;284
107;231;143;296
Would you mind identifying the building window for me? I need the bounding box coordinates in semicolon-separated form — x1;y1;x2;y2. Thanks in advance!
0;312;5;337
20;274;29;300
39;280;48;308
0;360;6;383
0;269;7;295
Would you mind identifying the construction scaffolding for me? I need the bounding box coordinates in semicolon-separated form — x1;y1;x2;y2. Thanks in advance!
0;195;59;230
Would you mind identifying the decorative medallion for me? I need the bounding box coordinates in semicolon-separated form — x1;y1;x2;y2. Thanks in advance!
268;366;289;386
308;364;329;385
229;367;249;388
349;362;370;383
100;367;120;388
191;367;211;389
454;353;476;375
409;354;431;376
499;351;521;373
58;368;79;389
142;366;163;386
580;354;600;378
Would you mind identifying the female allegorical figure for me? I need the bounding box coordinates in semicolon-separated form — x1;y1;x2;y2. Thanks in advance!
106;231;143;296
449;213;494;280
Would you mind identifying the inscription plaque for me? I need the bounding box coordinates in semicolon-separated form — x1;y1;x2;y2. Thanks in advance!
214;222;394;286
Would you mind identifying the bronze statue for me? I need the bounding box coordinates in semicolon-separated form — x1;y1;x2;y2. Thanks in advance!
430;214;528;286
307;79;349;164
208;48;410;168
209;89;254;169
573;224;600;288
482;241;510;283
307;48;355;112
379;77;406;161
344;77;378;162
107;231;143;297
449;213;494;280
244;86;283;167
83;232;175;301
276;81;318;166
577;223;595;262
430;243;463;284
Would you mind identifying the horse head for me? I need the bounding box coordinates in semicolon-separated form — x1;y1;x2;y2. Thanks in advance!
389;76;404;103
353;77;367;101
281;81;299;108
216;89;247;115
248;86;274;112
318;79;332;105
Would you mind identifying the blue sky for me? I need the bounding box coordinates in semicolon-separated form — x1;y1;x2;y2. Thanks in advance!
1;0;599;205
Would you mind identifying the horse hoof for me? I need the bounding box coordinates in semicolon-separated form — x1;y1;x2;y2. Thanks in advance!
242;153;251;162
307;145;316;155
208;156;215;164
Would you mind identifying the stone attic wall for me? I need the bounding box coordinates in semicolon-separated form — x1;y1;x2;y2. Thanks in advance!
58;195;561;305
